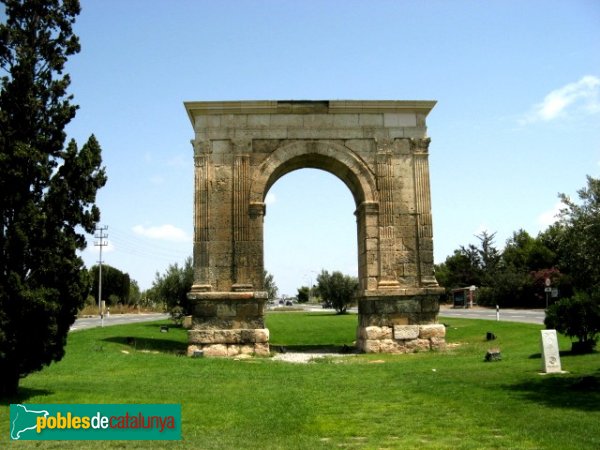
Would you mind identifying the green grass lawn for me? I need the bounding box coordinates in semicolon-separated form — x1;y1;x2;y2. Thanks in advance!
1;313;599;449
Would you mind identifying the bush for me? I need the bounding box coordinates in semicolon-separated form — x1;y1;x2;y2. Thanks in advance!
316;270;358;314
297;286;310;303
476;287;495;306
169;306;186;327
544;291;600;353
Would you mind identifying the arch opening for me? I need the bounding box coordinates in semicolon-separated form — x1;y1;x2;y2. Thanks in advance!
264;168;358;296
264;153;367;208
264;168;359;348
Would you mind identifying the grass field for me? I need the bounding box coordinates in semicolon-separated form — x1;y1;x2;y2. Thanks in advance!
1;312;599;449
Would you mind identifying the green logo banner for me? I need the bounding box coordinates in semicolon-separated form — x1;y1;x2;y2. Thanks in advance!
10;404;181;440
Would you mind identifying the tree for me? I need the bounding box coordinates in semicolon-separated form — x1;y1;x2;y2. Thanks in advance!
297;286;309;303
557;176;600;292
502;230;557;272
316;270;358;314
435;249;482;289
128;279;141;306
88;264;131;305
0;0;106;396
545;291;600;353
475;231;501;286
542;176;600;353
263;270;278;301
152;257;194;313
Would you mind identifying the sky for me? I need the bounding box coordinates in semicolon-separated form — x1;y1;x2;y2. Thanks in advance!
10;0;599;295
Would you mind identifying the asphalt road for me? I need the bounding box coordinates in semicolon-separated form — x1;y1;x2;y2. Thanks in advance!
273;303;546;325
439;306;545;324
70;313;169;332
69;306;545;333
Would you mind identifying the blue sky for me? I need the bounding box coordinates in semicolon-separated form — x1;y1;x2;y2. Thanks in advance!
43;0;600;295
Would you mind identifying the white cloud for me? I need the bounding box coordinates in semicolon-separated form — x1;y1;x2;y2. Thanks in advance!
132;224;191;242
520;75;600;125
265;192;277;205
537;201;564;228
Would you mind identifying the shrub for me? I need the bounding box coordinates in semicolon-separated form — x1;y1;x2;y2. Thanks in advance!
316;270;358;314
169;306;186;327
544;290;600;353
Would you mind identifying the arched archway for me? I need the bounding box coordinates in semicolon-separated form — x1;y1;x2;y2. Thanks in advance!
252;140;377;294
185;100;446;356
252;139;377;206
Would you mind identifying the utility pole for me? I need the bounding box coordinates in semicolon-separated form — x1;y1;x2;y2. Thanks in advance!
94;225;108;327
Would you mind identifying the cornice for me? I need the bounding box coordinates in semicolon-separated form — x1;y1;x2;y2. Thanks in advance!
184;100;437;124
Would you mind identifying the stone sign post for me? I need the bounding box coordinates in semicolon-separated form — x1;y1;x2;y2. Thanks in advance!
184;100;446;356
540;329;563;373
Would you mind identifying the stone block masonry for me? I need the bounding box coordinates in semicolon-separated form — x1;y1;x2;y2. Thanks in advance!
184;100;444;356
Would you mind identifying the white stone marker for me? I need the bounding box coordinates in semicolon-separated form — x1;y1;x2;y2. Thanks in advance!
540;329;563;373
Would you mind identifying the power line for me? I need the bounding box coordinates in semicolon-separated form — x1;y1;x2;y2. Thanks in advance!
86;225;191;262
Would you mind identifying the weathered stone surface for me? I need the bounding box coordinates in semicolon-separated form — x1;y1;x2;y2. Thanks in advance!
227;345;241;356
214;329;241;344
255;328;270;343
239;345;255;355
188;329;214;344
254;343;270;356
360;326;393;340
391;315;409;325
202;344;228;357
405;338;431;352
393;325;420;340
185;100;443;355
379;339;405;354
240;329;256;343
430;337;447;350
359;339;382;353
419;324;446;339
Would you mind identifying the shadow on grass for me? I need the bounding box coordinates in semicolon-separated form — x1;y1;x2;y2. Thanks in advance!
102;336;187;355
140;320;173;325
0;387;54;405
305;312;352;317
267;311;352;317
504;369;600;412
528;349;598;359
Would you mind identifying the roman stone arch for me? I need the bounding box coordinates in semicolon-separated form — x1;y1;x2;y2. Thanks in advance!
184;100;446;357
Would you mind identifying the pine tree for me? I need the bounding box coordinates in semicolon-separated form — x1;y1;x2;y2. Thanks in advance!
0;0;106;396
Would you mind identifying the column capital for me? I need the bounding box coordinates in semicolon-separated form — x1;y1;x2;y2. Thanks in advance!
375;137;394;153
410;137;431;154
193;139;211;155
